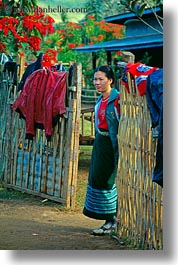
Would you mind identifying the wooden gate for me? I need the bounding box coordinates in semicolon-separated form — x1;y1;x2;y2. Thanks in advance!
2;63;82;208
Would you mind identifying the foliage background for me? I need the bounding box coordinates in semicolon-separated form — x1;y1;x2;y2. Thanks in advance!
0;0;126;84
0;0;163;85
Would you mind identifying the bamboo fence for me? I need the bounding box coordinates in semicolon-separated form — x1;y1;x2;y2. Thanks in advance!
0;72;9;179
0;56;25;180
2;63;82;208
117;73;163;249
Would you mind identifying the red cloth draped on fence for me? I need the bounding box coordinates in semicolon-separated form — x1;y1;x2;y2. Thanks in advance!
13;69;67;140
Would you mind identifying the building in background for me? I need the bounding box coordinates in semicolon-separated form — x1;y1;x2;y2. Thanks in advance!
74;6;163;68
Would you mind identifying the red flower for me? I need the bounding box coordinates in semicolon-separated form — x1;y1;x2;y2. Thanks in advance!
87;15;95;20
57;29;66;34
116;51;122;56
42;49;58;68
18;52;25;57
76;44;84;47
98;34;104;41
28;36;42;52
68;43;76;49
22;14;55;36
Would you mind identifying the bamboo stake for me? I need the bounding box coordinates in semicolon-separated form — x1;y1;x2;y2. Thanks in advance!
70;63;82;208
51;123;59;195
19;120;26;187
57;117;65;197
12;115;20;185
24;140;32;189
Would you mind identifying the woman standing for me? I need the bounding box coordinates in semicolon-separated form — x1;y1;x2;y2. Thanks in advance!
83;65;120;235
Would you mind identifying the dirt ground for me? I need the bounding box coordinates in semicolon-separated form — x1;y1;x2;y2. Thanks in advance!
0;197;127;250
0;155;128;250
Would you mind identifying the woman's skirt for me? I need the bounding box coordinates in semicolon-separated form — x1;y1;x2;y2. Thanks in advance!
83;132;118;220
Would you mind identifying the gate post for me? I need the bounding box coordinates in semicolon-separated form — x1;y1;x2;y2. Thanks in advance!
63;63;82;208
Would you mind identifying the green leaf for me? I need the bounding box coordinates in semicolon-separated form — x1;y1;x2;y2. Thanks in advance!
21;42;29;49
120;0;131;7
138;3;147;17
31;27;43;38
131;0;139;12
31;0;38;6
124;18;139;25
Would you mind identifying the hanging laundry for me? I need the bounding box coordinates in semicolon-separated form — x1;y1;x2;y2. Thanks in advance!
3;61;19;86
146;68;163;128
121;62;158;95
152;103;163;187
18;52;43;91
12;69;67;141
51;64;66;72
146;68;163;187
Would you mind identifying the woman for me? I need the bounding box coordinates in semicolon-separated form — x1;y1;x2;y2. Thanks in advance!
83;65;120;235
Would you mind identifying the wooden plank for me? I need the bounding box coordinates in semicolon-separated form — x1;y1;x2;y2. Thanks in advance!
24;140;32;189
19;120;26;188
4;102;13;185
70;63;82;208
63;99;76;207
51;124;59;195
57;117;65;197
79;135;95;145
38;129;44;193
4;184;66;204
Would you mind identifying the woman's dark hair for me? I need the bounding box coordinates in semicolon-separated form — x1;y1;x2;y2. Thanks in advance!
94;65;115;84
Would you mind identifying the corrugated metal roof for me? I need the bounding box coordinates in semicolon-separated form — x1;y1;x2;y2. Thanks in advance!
73;33;163;53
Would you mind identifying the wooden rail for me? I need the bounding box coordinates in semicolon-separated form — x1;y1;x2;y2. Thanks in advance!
80;107;95;146
81;88;99;104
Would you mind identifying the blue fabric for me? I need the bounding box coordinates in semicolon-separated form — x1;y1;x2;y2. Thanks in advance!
3;61;18;85
95;88;120;166
83;184;118;220
152;102;163;187
51;64;66;72
146;69;163;187
18;53;43;91
146;68;163;128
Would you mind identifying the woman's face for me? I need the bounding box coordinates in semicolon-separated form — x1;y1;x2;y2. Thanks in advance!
93;71;112;94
